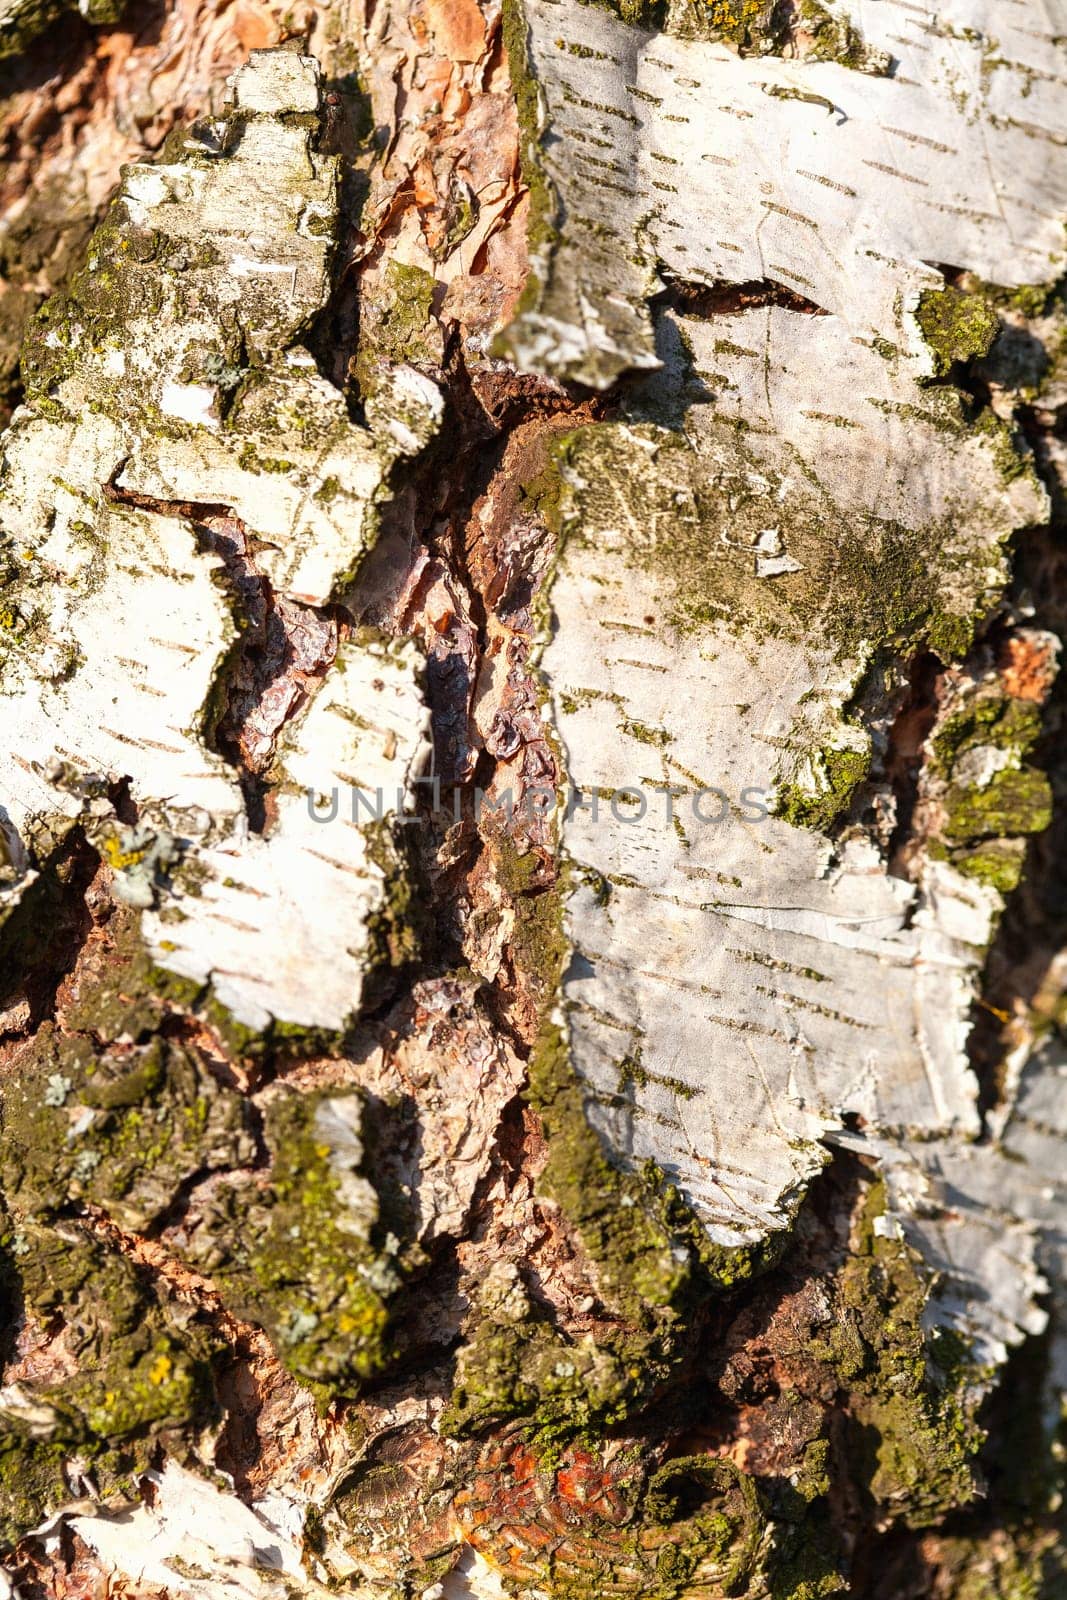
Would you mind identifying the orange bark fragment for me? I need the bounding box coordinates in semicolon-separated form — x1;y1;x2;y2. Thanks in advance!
424;0;487;62
998;631;1059;703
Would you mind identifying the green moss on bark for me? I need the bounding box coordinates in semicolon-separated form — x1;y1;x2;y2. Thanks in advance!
440;1263;663;1459
0;1219;219;1546
0;903;396;1409
942;767;1053;845
925;686;1051;889
931;696;1044;777
774;745;870;832
949;838;1027;893
915;288;1000;378
191;1088;397;1393
767;1513;846;1600
353;261;441;397
593;0;888;64
530;1018;691;1315
0;1026;253;1233
827;1184;989;1528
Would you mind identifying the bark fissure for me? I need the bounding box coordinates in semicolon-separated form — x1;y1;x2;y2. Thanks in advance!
661;277;829;320
104;480;344;836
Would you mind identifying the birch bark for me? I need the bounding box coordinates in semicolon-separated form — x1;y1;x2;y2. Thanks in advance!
0;1;1065;1596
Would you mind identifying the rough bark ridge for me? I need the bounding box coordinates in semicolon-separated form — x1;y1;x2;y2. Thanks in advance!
0;0;1066;1596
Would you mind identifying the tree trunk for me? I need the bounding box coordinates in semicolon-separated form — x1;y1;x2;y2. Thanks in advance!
0;0;1065;1596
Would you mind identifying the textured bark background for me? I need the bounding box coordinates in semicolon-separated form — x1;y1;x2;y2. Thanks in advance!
0;0;1066;1596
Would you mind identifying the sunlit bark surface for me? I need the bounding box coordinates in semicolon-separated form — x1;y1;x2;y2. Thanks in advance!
0;1;1066;1596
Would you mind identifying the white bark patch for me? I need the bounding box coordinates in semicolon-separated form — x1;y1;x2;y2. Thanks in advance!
145;636;431;1032
842;1031;1067;1375
539;376;1038;1249
439;1549;511;1599
0;51;441;1031
509;0;1065;1354
508;0;1067;386
68;1460;335;1600
862;1135;1051;1371
0;807;34;929
2;466;241;833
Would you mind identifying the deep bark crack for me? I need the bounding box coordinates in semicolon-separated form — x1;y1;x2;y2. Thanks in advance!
104;481;341;834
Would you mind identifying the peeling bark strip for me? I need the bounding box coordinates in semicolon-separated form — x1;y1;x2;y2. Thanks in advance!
1;0;1067;1596
516;0;1065;1364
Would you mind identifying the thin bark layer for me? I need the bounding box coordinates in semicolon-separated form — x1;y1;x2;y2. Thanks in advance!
0;2;1065;1598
